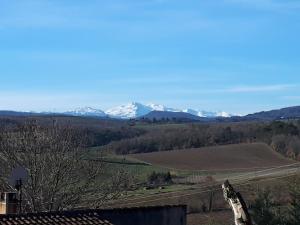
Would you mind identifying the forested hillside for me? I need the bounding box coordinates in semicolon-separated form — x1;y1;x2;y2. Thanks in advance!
105;120;300;160
0;116;144;147
1;116;300;160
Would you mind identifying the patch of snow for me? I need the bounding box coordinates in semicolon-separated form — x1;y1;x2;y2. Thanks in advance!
216;111;231;118
184;109;232;118
64;107;106;117
44;102;237;119
105;102;152;119
183;109;199;116
147;103;181;112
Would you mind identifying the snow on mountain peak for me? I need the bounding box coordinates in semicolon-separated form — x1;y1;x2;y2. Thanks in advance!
183;109;234;118
216;111;232;118
64;107;106;117
105;102;152;119
146;103;180;112
183;109;200;116
146;103;166;111
59;102;235;119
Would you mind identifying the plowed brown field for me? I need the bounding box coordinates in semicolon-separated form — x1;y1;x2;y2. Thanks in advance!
130;143;294;171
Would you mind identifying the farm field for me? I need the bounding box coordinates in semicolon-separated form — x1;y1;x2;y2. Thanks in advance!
108;168;300;225
99;142;300;225
129;143;294;171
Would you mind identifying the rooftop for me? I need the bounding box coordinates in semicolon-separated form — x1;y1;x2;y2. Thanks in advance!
0;209;114;225
0;205;187;225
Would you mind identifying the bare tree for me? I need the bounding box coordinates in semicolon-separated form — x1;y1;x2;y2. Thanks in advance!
0;122;124;212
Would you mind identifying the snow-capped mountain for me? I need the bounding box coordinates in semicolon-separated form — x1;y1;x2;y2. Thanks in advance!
105;102;152;119
105;102;234;119
146;103;180;112
64;107;106;117
216;111;232;118
183;109;202;117
55;102;234;119
183;109;232;118
105;102;184;119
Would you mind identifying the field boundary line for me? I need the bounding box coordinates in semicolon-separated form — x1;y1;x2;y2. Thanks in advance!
107;163;300;206
113;172;299;207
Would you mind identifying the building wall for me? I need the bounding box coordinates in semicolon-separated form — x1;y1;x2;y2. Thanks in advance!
0;203;6;215
99;205;187;225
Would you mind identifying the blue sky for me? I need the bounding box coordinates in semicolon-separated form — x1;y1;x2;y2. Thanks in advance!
0;0;300;114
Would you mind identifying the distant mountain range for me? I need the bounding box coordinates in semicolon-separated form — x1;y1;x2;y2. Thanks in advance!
42;102;233;119
103;102;234;119
1;103;300;122
142;111;212;122
244;106;300;121
64;107;107;117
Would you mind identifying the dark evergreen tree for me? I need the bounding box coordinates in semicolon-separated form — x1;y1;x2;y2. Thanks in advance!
251;189;277;225
288;177;300;225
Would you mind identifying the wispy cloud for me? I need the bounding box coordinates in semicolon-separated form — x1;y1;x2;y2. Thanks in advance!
168;84;298;95
0;1;210;30
224;84;295;93
148;84;296;96
176;84;297;94
281;96;300;100
225;0;300;13
209;57;300;72
0;0;259;42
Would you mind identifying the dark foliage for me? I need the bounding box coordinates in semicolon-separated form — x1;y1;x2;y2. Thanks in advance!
288;177;300;225
147;172;172;186
251;177;300;225
0;116;144;148
107;120;300;160
140;111;213;122
251;189;281;225
2;116;300;160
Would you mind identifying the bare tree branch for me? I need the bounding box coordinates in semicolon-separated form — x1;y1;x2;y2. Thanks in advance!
0;122;127;212
222;180;252;225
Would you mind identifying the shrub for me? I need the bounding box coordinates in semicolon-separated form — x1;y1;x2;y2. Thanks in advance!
147;171;172;186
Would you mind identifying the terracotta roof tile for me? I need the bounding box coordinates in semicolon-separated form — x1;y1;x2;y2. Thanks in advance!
0;210;114;225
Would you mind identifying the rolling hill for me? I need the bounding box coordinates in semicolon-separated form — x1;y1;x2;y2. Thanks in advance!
244;106;300;120
139;111;212;122
129;143;294;171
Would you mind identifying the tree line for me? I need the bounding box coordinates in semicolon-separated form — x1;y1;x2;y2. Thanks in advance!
105;120;300;160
